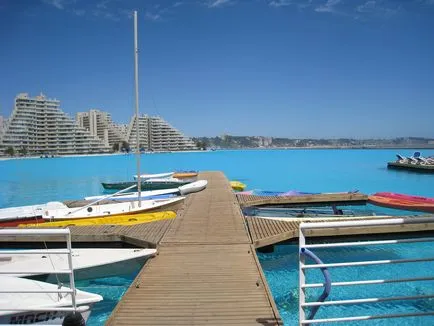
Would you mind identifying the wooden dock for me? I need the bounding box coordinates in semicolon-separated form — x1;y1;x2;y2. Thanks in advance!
246;215;434;249
106;172;282;325
237;192;368;208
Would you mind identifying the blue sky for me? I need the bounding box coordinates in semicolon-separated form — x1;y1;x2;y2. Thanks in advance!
1;0;434;138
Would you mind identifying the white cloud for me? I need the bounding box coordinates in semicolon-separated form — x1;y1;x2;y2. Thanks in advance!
269;0;293;7
145;11;161;21
315;0;342;13
208;0;233;8
357;0;376;12
73;9;85;16
42;0;74;10
173;1;184;7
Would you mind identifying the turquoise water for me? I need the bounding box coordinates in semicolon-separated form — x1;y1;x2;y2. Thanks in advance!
0;149;433;325
258;241;434;325
1;149;433;208
75;271;140;326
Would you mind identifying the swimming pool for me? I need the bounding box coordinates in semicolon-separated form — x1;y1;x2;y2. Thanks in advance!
257;239;434;325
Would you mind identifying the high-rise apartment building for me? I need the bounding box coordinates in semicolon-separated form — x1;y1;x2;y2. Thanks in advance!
126;115;196;151
0;93;111;156
76;109;127;148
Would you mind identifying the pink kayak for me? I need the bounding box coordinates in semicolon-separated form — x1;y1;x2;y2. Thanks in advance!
373;192;434;204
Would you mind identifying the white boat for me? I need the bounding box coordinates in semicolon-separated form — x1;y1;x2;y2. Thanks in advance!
84;180;208;201
0;276;102;325
0;201;68;222
133;171;174;180
0;248;156;282
43;197;184;220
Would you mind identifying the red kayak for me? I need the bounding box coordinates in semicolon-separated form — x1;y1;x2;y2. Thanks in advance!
369;194;434;213
374;192;434;204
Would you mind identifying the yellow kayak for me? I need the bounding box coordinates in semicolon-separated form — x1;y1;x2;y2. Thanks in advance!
230;181;246;191
20;211;176;228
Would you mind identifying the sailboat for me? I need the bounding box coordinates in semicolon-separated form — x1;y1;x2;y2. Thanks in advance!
0;276;102;325
0;248;157;282
89;179;207;200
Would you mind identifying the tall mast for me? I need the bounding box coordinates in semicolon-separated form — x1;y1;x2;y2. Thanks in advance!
134;10;141;206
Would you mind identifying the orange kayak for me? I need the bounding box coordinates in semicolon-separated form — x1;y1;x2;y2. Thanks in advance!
368;195;434;213
173;171;198;179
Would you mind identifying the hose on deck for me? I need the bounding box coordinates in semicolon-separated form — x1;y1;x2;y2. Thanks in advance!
300;247;332;323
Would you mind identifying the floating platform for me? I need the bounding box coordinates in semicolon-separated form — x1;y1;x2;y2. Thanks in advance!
237;192;368;208
388;162;434;173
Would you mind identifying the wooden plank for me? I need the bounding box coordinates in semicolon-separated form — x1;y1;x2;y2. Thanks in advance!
237;192;368;207
107;172;282;325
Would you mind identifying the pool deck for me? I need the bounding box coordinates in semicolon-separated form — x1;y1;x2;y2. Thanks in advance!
106;171;283;325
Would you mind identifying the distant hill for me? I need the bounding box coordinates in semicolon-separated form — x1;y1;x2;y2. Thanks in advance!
192;136;434;150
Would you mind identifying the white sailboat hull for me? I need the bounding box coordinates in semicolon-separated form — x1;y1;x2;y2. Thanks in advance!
0;276;102;325
0;248;156;281
84;180;208;201
133;172;174;180
0;202;68;222
43;197;184;220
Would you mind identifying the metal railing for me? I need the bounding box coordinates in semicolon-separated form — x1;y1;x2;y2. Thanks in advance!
0;228;86;315
299;217;434;325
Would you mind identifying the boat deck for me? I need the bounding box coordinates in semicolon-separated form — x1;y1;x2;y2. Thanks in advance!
106;171;282;325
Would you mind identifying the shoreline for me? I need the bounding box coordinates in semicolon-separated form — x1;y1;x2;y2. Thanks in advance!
1;146;433;161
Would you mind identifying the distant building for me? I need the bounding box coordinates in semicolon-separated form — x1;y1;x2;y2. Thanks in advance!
0;115;5;138
76;109;127;148
0;93;111;156
126;115;196;151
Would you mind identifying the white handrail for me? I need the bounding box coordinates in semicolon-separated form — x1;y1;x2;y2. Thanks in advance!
304;236;434;248
0;228;79;314
298;217;434;325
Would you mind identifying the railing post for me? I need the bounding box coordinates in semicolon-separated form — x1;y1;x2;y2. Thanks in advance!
66;229;77;312
299;223;306;325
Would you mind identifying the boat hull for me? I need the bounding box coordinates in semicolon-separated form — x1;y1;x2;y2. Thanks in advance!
0;248;157;281
0;306;93;325
368;195;434;213
22;211;176;227
102;180;189;191
43;197;184;220
39;255;148;283
0;217;45;227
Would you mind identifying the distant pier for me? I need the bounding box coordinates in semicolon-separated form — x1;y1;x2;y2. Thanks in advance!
388;161;434;173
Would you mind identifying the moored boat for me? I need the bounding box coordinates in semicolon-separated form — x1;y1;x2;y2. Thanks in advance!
102;178;190;191
21;211;176;227
43;197;184;220
369;194;434;213
0;276;102;325
0;248;157;282
0;201;68;222
230;181;246;191
133;171;174;180
173;171;198;179
373;192;434;203
86;180;208;201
